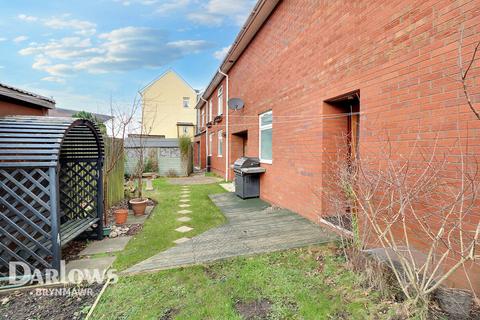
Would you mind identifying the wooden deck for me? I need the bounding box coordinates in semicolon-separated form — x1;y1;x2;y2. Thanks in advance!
124;193;336;275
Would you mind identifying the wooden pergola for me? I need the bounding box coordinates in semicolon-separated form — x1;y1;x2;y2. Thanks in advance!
0;116;104;277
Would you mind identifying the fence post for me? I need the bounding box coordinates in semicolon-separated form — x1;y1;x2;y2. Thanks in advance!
96;159;104;240
48;166;61;272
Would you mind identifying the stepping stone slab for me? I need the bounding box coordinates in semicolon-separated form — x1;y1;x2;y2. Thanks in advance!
65;256;116;283
177;209;192;214
177;216;192;222
175;226;193;233
80;237;132;256
220;183;235;192
180;194;189;198
180;199;190;202
173;237;191;244
179;204;190;208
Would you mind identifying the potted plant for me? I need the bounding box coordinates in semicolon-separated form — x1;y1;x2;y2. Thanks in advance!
114;208;129;224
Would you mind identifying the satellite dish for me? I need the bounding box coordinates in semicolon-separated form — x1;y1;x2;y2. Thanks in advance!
228;98;244;110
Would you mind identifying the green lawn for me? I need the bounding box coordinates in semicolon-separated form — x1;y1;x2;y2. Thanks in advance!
113;178;226;271
94;245;396;319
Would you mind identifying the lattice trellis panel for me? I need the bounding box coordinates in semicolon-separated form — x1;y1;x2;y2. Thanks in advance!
59;161;99;222
0;168;53;277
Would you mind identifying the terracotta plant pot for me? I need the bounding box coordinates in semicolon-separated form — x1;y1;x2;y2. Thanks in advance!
114;208;129;224
129;198;148;216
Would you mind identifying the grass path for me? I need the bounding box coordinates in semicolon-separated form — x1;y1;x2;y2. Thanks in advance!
94;245;397;319
113;179;226;271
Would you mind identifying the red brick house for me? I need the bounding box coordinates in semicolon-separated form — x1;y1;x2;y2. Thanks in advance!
194;0;480;289
0;83;55;116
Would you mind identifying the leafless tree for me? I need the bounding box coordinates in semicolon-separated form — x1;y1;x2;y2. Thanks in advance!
103;95;140;224
320;25;480;317
131;95;157;200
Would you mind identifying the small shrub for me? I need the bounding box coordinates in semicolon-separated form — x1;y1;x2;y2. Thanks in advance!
166;169;178;177
179;135;191;160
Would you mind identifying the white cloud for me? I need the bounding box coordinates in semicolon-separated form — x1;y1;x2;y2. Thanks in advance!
0;38;7;42
114;0;158;6
32;57;73;76
213;45;231;60
19;26;210;78
13;36;29;43
187;12;223;26
75;27;209;73
41;76;66;83
20;37;95;60
188;0;256;26
114;0;189;14
18;14;38;22
155;0;190;14
44;17;97;36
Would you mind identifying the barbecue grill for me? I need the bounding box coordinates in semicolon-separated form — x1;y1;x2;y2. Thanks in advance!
233;157;266;199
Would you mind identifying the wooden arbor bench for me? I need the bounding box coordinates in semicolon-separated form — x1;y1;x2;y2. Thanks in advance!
0;116;105;276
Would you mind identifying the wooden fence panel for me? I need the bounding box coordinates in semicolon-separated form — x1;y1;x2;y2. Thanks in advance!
104;137;124;209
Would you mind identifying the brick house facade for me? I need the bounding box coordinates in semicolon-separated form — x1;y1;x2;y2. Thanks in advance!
195;0;480;289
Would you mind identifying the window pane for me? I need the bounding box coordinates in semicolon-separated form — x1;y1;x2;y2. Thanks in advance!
260;128;272;160
218;131;223;155
218;97;223;115
261;112;272;126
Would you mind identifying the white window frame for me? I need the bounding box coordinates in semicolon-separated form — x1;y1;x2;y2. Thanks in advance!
201;108;205;127
217;130;223;157
259;110;272;164
208;133;213;156
208;100;213;122
217;86;223;116
183;97;190;108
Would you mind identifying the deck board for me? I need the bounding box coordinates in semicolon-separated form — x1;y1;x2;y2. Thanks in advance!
124;193;336;275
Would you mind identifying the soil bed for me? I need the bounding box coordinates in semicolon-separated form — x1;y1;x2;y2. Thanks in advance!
62;240;89;263
0;283;103;320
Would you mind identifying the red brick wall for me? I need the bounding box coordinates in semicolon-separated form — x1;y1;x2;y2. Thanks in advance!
200;0;480;288
205;78;229;178
0;101;47;116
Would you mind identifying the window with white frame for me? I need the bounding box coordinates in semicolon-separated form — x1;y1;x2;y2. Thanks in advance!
201;108;205;127
217;130;223;157
259;110;272;163
208;100;213;122
217;86;223;116
183;97;190;108
208;133;213;156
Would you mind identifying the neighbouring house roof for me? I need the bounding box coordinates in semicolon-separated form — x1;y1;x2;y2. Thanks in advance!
48;107;112;123
124;136;179;148
0;82;56;109
195;0;281;109
139;69;198;94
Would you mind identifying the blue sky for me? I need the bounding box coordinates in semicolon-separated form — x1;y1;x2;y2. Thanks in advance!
0;0;256;114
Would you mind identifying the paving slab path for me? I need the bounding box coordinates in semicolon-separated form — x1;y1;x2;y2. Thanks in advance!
124;193;336;275
168;173;222;185
80;236;132;256
65;256;116;282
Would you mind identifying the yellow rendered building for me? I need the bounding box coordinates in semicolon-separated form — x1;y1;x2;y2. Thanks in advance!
140;70;198;138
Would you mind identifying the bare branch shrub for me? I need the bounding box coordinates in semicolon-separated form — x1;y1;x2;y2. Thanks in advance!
323;135;479;317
